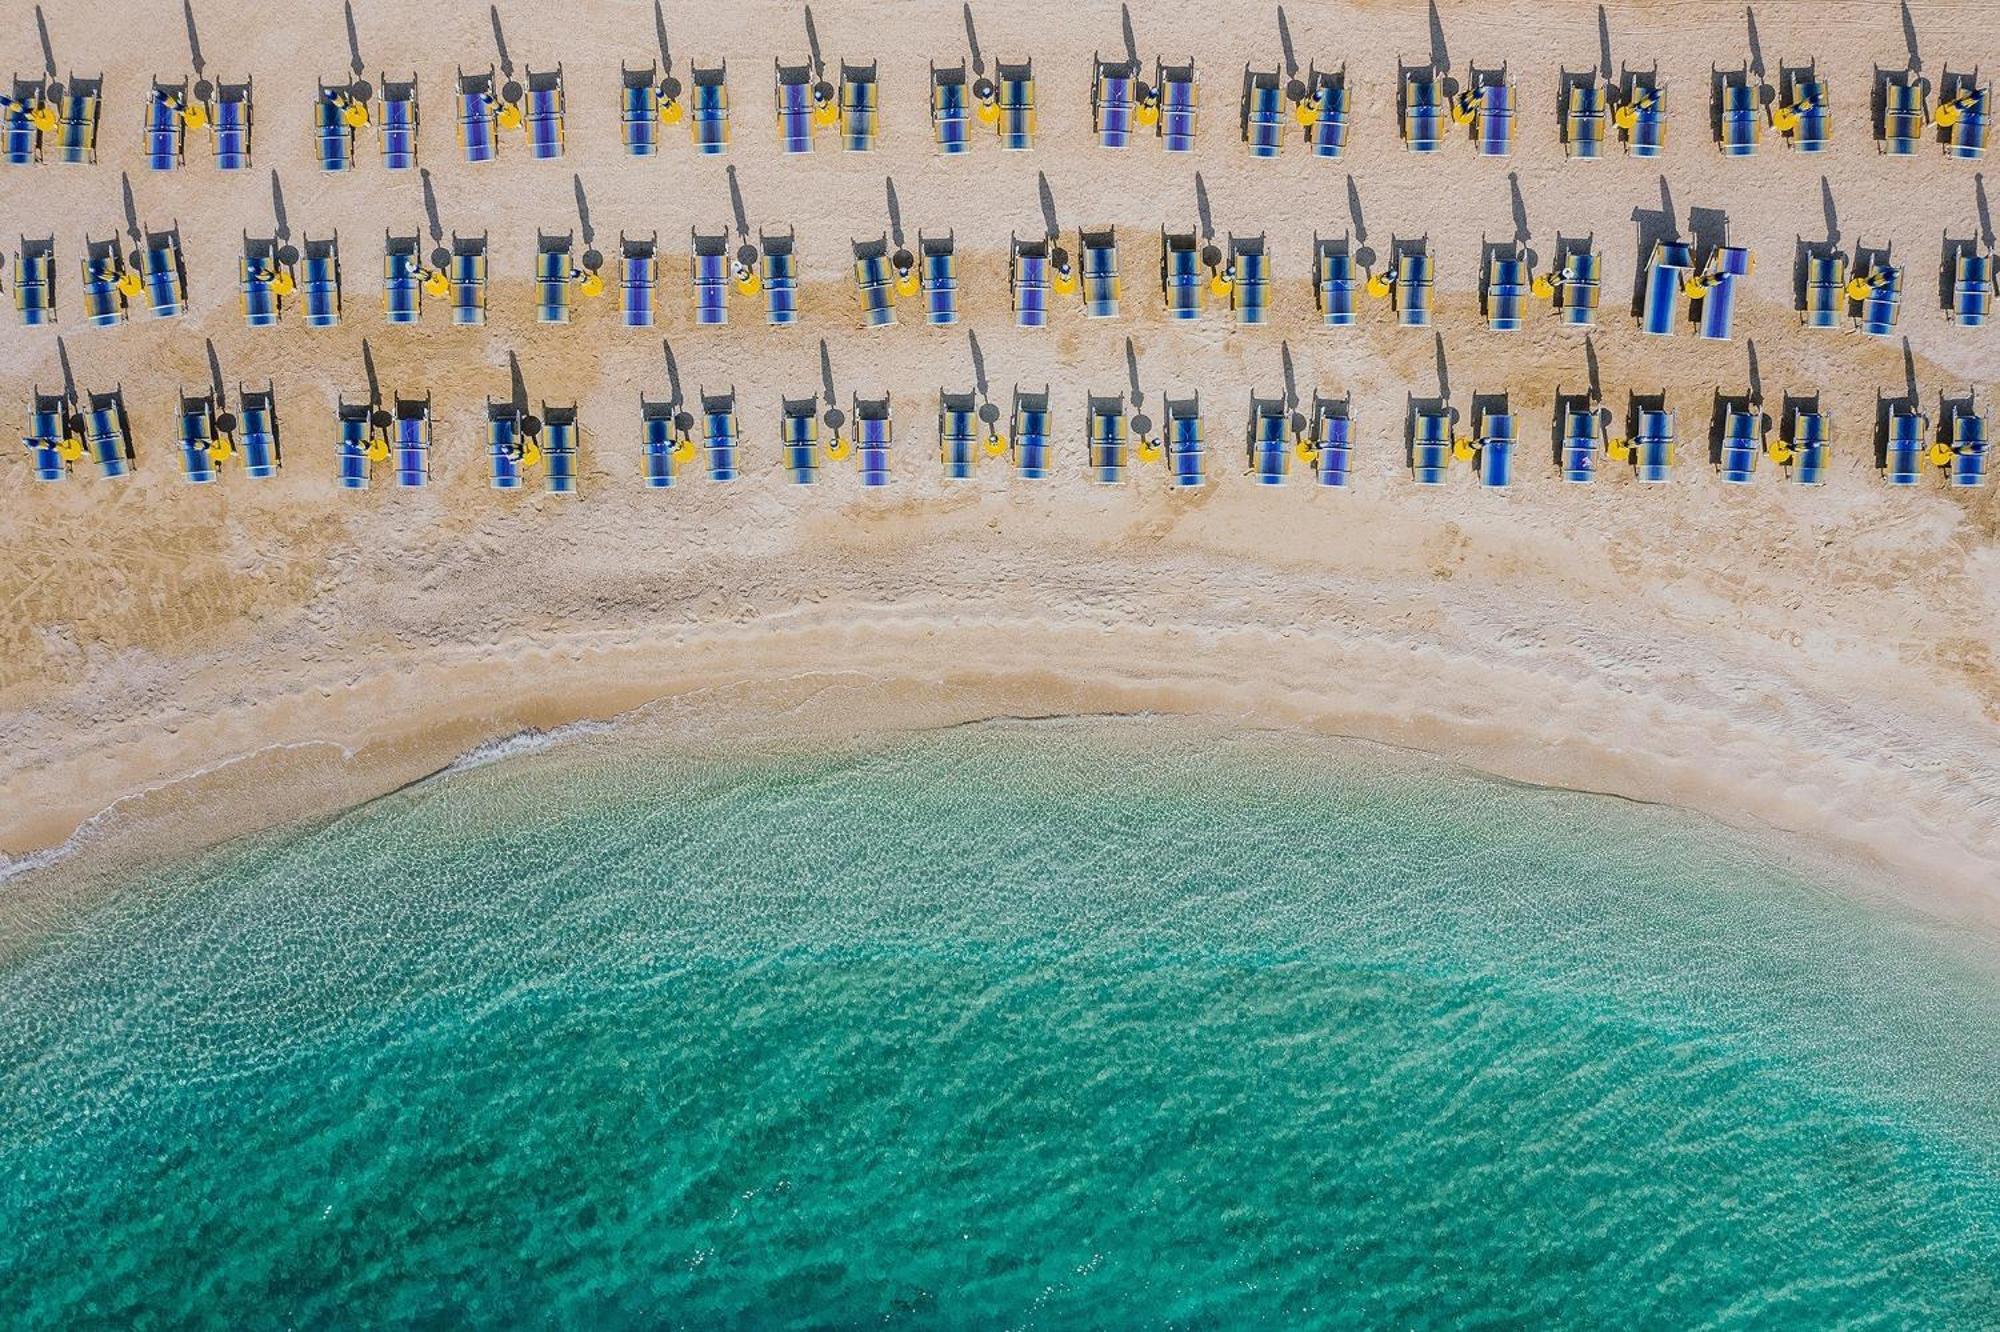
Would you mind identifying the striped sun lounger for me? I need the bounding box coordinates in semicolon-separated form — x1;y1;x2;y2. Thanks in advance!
1317;241;1357;326
1634;408;1674;482
543;405;579;494
1411;408;1449;484
1626;75;1665;156
82;238;127;327
1080;229;1119;317
775;63;814;154
1166;397;1204;487
781;398;818;484
242;238;285;326
1559;250;1601;327
1803;251;1846;328
1946;83;1991;160
1162;231;1202;319
1012;236;1049;328
997;61;1035;149
939;391;978;478
1785;70;1829;152
4;78;42;165
179;394;216;484
854;239;896;328
1012;389;1050;477
1856;260;1902;337
762;229;799;326
1475;77;1515;156
26;393;70;482
336;401;373;489
486;404;524;490
85;391;132;478
451;234;487;325
1883;77;1924;154
238;384;280;477
457;69;497;163
854;396;892;486
701;392;739;481
1954;252;1993;326
692;231;729;325
1487;253;1527;330
214;79;252;169
1719;70;1759;156
1788;408;1829;485
623;65;660;155
1094;57;1136;148
1087;396;1127;482
303;235;340;327
526;67;564;160
384;234;422;324
1478;412;1515;487
16;238;57;325
57;76;101;164
536;234;572;324
1561;405;1600;482
1698;246;1751;341
1403;71;1442;152
840;63;878;152
1248;397;1287;484
1947;408;1988;487
142;231;186;318
378;77;418;168
1313;400;1353;486
1158;61;1197;151
1395;249;1434;327
317;81;356;170
1230;235;1268;325
641;401;677;487
1883;408;1923;485
691;64;729;154
622;234;657;327
1307;65;1350;158
146;80;187;170
1244;69;1282;157
921;232;957;325
1718;407;1760;482
933;63;969;153
1565;80;1606;158
1642;241;1692;335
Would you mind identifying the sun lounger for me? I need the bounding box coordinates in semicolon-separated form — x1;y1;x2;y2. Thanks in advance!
1855;256;1901;336
535;234;572;324
146;79;187;171
378;76;417;168
1313;398;1353;486
520;66;563;160
142;229;186;318
1954;251;1993;326
450;233;486;325
1787;406;1828;485
1802;251;1845;328
701;390;739;481
1475;73;1515;156
457;68;498;163
854;394;891;486
1945;81;1991;160
178;393;216;484
1093;56;1137;148
775;62;814;154
317;80;356;171
1718;67;1759;156
1247;396;1287;484
1634;407;1674;482
1487;251;1527;331
1625;72;1665;156
997;60;1035;149
692;230;729;325
840;62;879;152
542;404;579;494
781;397;818;484
939;391;978;478
854;237;896;328
1316;240;1358;327
1395;246;1434;327
56;75;101;164
15;237;56;325
213;79;252;169
4;77;43;165
1559;249;1601;327
303;234;340;327
1561;404;1600;482
1087;395;1127;482
1883;406;1923;485
336;400;373;489
85;390;132;478
1882;75;1924;155
1477;410;1515;487
1166;395;1204;487
1012;235;1049;328
920;231;957;325
1079;228;1118;318
642;399;678;488
691;63;729;154
487;402;524;490
82;237;127;327
238;383;280;478
621;233;657;327
933;62;969;153
1162;229;1201;320
1243;67;1282;157
1306;64;1350;158
1158;60;1197;151
623;64;660;155
1011;388;1050;477
1228;234;1269;325
241;235;285;325
1946;406;1988;487
1782;67;1829;152
25;392;70;482
1642;241;1692;336
1411;406;1449;484
763;227;799;326
1718;406;1760;482
385;233;422;324
1403;70;1442;152
1697;246;1751;341
1565;79;1606;158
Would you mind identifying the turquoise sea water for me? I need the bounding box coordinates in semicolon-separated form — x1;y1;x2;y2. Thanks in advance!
1;719;1997;1328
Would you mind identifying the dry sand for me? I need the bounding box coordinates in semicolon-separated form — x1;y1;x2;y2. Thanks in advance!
1;1;1996;922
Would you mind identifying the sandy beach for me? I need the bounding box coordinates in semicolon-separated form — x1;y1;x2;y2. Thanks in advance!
2;0;1997;920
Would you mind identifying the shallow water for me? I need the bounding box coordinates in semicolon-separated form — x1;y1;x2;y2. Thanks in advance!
2;720;1996;1327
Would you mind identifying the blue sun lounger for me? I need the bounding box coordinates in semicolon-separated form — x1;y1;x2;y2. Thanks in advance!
25;393;69;482
1477;411;1515;487
1559;250;1600;327
378;77;417;169
763;228;799;326
1012;235;1049;327
781;398;818;484
998;61;1035;149
457;68;497;163
1561;405;1600;482
1643;241;1692;336
1080;229;1118;317
1163;230;1202;320
1230;234;1269;325
775;62;814;154
1313;399;1353;486
1565;80;1606;158
385;233;422;324
56;76;101;164
178;394;216;484
1697;246;1751;341
1166;396;1204;487
487;403;524;490
450;234;486;325
1244;68;1282;157
1626;74;1665;156
213;79;251;169
4;78;42;164
1787;407;1828;485
1088;396;1127;482
16;237;56;325
621;233;657;328
623;65;659;155
1784;68;1829;152
1094;57;1136;148
933;63;969;153
854;238;896;328
1718;407;1760;482
1802;251;1845;328
1317;241;1358;327
1946;83;1991;160
641;400;677;488
82;237;126;327
1248;397;1287;484
303;235;340;327
701;391;738;481
525;66;563;160
86;391;132;478
142;229;186;318
1882;76;1924;154
854;395;891;486
1306;65;1350;158
939;391;978;478
1012;388;1050;477
1411;407;1449;484
535;234;572;324
1395;248;1434;327
840;62;878;152
542;404;579;494
1856;258;1901;337
1158;61;1197;151
1719;68;1759;156
692;230;729;325
146;80;187;170
1475;76;1515;156
1947;407;1988;487
691;64;728;154
1487;252;1527;330
336;401;373;489
1883;407;1923;485
1954;251;1993;326
1634;408;1674;482
239;384;279;478
1403;70;1442;152
317;81;355;170
917;231;957;325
